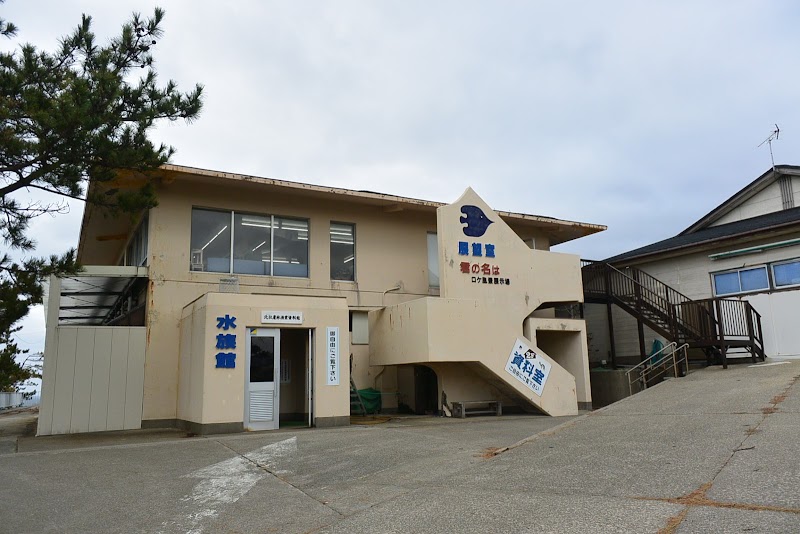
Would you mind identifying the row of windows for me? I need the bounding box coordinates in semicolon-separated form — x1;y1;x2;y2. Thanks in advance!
190;208;356;281
712;259;800;296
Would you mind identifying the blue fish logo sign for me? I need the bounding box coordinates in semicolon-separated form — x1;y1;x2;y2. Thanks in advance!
460;205;493;237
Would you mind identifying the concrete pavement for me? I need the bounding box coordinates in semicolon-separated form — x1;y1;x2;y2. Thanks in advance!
1;360;798;533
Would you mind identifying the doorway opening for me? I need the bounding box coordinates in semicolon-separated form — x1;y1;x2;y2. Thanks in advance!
279;328;311;429
245;327;313;431
414;365;439;415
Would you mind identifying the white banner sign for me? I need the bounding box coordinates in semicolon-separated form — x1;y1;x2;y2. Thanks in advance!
504;338;551;396
326;327;339;385
261;311;303;324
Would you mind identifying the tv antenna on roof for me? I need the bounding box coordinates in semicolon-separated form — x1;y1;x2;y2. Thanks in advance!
758;124;780;172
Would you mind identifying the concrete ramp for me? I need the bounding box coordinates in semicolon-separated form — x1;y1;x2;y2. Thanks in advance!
369;297;579;416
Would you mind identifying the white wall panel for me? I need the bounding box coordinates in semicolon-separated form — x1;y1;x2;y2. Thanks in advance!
89;328;113;432
51;328;78;434
107;328;130;431
69;329;95;433
38;326;146;436
769;292;800;357
124;330;146;429
747;291;800;358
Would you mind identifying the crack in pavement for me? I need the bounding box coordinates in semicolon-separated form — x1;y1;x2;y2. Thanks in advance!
647;373;800;533
158;437;341;534
213;438;345;518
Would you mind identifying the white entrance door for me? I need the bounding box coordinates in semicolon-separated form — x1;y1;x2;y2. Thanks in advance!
245;328;280;431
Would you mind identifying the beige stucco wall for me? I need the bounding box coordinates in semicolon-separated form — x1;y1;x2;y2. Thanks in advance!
437;189;583;317
370;188;591;415
177;293;349;426
74;171;598;424
525;318;591;404
143;178;441;421
369;297;579;416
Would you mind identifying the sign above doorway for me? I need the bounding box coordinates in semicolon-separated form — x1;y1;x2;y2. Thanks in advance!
261;311;304;325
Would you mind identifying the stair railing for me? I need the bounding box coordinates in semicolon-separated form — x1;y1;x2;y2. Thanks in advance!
583;260;766;365
582;260;717;341
678;297;766;363
583;261;717;341
626;342;690;395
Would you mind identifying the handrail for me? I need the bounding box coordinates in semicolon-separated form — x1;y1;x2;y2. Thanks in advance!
582;260;766;365
583;261;717;340
626;343;690;395
624;341;677;376
584;260;694;304
584;261;687;315
648;343;689;370
586;262;673;313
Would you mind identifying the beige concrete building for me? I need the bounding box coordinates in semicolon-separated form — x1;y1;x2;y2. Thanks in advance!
37;165;604;436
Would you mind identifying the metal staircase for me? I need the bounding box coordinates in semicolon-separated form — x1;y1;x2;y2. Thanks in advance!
582;260;766;367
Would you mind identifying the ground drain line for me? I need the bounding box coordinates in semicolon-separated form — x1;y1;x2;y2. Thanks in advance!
486;415;588;458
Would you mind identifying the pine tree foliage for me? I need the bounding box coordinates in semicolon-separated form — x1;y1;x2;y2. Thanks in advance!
0;4;203;389
0;329;34;392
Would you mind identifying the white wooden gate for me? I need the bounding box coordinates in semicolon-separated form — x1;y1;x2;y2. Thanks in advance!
37;326;146;436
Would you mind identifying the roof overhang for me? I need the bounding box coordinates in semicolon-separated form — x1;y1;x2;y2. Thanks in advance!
157;164;606;246
610;222;800;266
77;164;606;256
680;164;800;235
47;266;148;326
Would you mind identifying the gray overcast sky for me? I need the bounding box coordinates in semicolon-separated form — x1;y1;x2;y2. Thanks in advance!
5;1;800;356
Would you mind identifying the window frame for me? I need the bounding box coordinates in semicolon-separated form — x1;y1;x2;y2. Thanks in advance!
123;214;149;267
771;259;800;290
330;221;356;282
711;265;770;296
189;207;310;279
271;215;310;278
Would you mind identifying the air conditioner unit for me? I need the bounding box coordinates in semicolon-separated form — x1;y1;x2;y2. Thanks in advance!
190;249;203;271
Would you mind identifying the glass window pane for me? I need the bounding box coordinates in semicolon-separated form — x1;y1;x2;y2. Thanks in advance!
233;213;271;275
126;216;149;267
427;233;439;288
330;223;355;281
774;261;800;287
740;267;769;292
250;337;275;383
137;216;148;266
190;209;231;272
713;272;740;295
273;217;309;277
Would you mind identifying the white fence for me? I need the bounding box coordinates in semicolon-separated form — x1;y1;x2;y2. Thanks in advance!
38;326;146;436
0;392;25;409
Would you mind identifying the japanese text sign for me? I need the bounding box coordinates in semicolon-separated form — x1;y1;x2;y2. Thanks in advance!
215;314;237;369
261;311;303;324
326;326;339;385
504;338;551;396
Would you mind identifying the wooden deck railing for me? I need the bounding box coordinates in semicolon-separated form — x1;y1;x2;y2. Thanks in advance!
582;260;766;367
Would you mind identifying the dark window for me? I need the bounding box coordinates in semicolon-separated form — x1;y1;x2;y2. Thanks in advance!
330;223;355;281
190;209;231;273
190;208;308;278
250;337;275;383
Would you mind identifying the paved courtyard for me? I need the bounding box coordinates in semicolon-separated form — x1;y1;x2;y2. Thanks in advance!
1;360;799;533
